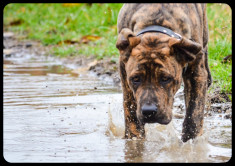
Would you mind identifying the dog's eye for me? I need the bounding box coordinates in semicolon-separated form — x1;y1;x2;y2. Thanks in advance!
160;76;172;84
131;76;141;85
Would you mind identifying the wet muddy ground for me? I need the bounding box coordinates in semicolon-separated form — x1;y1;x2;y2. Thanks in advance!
3;34;232;163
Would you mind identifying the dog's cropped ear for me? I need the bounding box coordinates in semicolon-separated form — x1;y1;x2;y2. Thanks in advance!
116;28;141;62
169;37;202;65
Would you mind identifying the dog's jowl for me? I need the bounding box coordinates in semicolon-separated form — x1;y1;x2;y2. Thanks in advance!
116;4;212;142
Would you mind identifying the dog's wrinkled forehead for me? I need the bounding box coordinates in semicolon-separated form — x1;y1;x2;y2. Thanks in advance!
140;33;170;47
131;33;171;61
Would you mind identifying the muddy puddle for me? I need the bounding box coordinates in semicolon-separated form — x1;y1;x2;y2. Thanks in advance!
3;53;231;163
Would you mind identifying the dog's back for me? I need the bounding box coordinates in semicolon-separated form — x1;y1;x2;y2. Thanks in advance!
117;4;207;47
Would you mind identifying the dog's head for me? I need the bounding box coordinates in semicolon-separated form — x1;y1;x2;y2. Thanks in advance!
116;28;202;125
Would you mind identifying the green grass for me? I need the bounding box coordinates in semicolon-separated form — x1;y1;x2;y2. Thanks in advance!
207;4;232;95
3;3;232;95
4;3;122;58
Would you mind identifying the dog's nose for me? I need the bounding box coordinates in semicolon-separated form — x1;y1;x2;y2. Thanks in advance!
141;103;158;117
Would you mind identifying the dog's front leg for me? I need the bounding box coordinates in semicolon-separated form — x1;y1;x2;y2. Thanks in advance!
119;62;145;139
123;90;145;139
182;53;208;142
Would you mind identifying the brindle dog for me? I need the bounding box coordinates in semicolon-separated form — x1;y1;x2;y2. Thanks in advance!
116;4;212;142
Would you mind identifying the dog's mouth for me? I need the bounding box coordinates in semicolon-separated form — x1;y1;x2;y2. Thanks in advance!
143;115;158;123
143;116;171;124
139;110;172;125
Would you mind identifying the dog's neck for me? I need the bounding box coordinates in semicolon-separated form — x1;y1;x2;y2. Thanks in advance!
136;25;182;40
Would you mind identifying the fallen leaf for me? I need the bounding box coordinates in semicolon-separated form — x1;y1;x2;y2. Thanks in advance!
222;54;232;63
80;35;101;44
57;39;79;45
9;19;24;26
86;3;93;6
46;29;57;34
62;3;81;7
20;7;26;13
65;17;70;24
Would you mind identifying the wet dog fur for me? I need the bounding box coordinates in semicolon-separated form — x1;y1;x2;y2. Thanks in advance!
116;4;212;142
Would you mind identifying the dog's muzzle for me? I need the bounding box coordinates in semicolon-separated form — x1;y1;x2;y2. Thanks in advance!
141;103;158;123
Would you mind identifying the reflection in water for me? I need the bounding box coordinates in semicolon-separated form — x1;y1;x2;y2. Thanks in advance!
4;59;78;76
3;54;231;162
124;140;144;162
